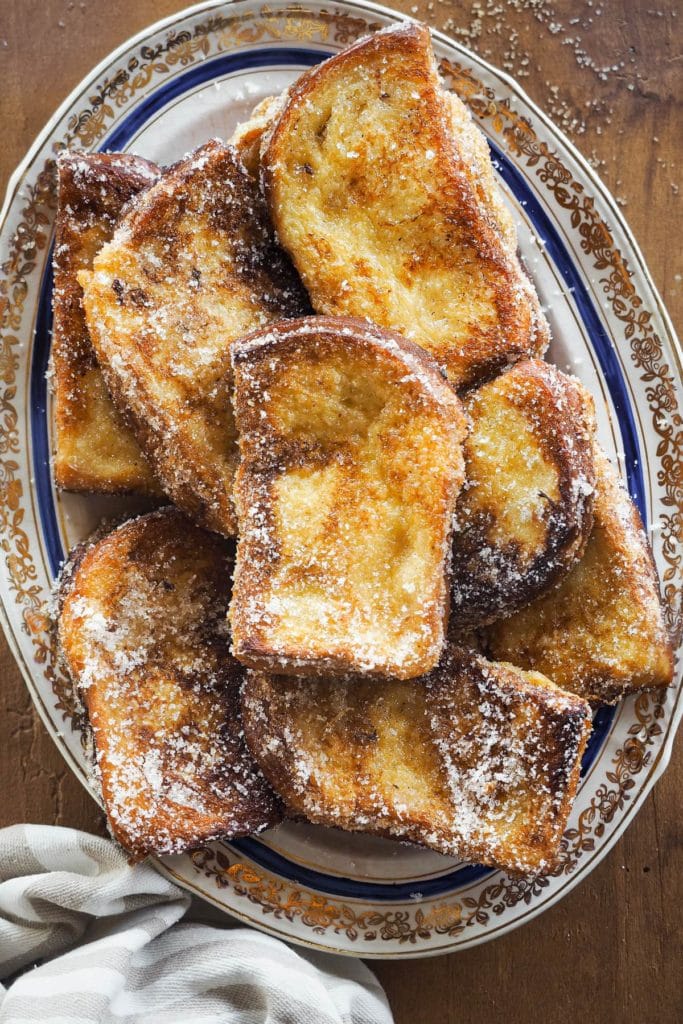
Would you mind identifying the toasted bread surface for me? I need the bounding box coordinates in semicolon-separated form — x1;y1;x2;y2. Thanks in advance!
236;86;518;252
79;140;309;535
230;95;282;178
52;152;161;494
57;508;282;859
487;449;674;702
230;316;467;680
241;644;592;874
443;92;517;255
262;23;548;390
451;359;596;626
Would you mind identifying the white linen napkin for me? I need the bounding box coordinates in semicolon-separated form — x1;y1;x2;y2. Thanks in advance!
0;825;393;1023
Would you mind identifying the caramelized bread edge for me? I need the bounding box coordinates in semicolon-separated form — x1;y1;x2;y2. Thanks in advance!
230;315;468;679
261;23;546;389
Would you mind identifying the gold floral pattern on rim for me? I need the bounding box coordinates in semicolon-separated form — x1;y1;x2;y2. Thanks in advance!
61;5;383;150
0;159;76;720
187;690;667;945
191;847;463;944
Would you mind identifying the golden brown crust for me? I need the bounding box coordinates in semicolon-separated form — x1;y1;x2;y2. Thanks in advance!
229;315;468;680
262;22;548;390
52;152;162;494
56;508;282;860
240;643;592;875
79;140;309;535
443;92;516;254
451;359;597;626
486;448;675;702
230;95;282;178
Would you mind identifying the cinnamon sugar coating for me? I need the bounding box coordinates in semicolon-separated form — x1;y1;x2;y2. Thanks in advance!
52;152;162;494
451;359;597;626
241;643;592;875
229;316;468;680
78;140;309;535
486;449;674;702
262;22;548;390
57;508;282;859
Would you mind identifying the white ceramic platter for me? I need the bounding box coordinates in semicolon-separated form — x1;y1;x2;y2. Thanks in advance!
0;0;680;957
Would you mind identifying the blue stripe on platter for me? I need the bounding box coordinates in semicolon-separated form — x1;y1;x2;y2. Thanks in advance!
31;46;626;900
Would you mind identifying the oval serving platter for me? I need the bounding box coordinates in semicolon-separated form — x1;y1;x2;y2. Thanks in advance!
0;0;681;958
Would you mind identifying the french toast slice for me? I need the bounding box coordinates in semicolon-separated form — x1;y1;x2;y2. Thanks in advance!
52;152;161;494
451;359;596;626
241;643;592;875
443;91;517;255
56;508;282;860
229;316;468;680
230;95;283;179
78;140;309;535
235;86;518;253
261;22;548;390
486;449;674;703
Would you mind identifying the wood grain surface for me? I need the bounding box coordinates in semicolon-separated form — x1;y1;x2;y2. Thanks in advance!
0;2;680;1021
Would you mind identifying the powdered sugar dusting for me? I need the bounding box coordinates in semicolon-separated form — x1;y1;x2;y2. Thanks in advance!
263;21;549;390
487;448;674;702
51;151;162;494
451;359;596;625
241;645;591;875
230;316;467;680
57;509;281;858
78;139;309;535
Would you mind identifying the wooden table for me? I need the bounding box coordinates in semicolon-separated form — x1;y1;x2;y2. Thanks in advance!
1;2;680;1021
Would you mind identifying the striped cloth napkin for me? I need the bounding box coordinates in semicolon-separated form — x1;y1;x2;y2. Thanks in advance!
0;825;393;1023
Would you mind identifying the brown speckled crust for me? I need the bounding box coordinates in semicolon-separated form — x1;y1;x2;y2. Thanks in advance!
240;643;592;876
52;152;163;494
78;140;310;536
450;359;597;627
57;508;283;861
230;95;283;179
261;22;548;391
486;448;674;703
229;315;468;680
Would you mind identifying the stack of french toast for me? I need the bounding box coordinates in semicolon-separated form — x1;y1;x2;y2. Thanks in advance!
53;23;673;875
